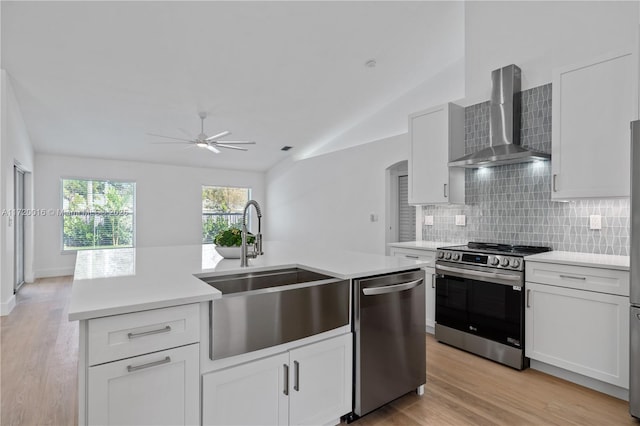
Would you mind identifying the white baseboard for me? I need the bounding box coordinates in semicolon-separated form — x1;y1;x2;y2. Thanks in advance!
530;359;629;401
1;295;16;316
34;267;74;279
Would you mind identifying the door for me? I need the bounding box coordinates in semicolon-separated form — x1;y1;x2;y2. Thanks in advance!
202;352;289;426
552;50;637;199
14;167;25;292
631;306;640;418
436;273;524;347
631;120;640;307
409;106;448;204
354;270;425;416
88;344;199;426
525;282;629;387
288;334;352;426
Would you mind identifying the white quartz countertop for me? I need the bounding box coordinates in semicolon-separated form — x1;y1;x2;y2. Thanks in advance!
525;251;630;271
69;242;428;321
387;241;460;251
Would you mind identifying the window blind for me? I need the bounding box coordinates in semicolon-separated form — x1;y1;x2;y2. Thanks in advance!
398;175;416;242
62;179;135;250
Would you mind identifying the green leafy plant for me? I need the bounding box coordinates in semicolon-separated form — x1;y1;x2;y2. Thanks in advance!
213;228;255;247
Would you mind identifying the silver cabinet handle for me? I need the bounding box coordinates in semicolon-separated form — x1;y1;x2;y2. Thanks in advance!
127;356;171;373
559;274;586;280
405;255;419;259
283;364;289;396
128;325;171;339
553;174;558;192
526;289;531;308
443;183;448;198
431;274;436;289
294;360;300;392
363;279;423;296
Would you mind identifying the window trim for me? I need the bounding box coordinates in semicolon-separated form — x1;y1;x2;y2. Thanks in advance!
60;176;137;254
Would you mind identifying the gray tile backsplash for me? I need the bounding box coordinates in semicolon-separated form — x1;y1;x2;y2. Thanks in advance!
421;84;630;256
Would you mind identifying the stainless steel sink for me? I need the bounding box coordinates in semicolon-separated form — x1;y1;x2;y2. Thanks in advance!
198;267;350;360
199;267;334;295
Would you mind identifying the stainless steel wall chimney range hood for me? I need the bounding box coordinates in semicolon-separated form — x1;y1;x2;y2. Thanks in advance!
449;64;551;168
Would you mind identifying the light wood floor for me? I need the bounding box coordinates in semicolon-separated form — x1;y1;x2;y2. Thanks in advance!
1;277;78;426
1;277;637;426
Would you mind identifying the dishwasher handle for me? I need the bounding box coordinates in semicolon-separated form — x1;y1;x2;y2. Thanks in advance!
362;278;423;296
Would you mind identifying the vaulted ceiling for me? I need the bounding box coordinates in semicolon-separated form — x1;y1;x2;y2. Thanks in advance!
2;1;464;171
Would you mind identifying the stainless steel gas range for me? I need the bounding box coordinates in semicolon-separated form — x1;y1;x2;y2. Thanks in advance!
435;242;551;370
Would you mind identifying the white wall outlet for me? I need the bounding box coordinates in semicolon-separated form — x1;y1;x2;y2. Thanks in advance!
424;215;434;226
455;215;466;226
369;213;378;222
589;214;602;230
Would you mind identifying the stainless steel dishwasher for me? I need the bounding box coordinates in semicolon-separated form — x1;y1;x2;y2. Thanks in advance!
352;269;426;418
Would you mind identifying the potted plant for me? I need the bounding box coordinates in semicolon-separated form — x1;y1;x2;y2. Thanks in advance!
213;228;255;259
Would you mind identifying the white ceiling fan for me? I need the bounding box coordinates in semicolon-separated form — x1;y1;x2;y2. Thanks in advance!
147;112;255;154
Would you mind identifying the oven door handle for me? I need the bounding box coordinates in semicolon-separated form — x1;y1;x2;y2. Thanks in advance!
436;264;522;284
362;279;423;296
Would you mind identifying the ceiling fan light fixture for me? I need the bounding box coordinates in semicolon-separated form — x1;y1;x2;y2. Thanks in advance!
196;141;208;148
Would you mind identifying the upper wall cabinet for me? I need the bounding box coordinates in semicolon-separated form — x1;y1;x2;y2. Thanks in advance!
552;50;638;200
409;103;465;205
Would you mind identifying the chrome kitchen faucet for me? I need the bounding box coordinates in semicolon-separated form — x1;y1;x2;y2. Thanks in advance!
240;200;263;267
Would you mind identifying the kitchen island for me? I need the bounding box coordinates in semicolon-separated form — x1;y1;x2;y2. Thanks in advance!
69;242;428;426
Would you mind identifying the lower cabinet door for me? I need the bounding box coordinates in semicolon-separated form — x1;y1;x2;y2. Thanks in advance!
288;334;352;426
202;352;290;426
88;344;199;426
525;282;629;387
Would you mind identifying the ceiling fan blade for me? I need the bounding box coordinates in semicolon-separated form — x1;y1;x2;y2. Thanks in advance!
147;133;194;142
212;141;256;145
150;141;192;145
178;128;194;139
205;130;231;141
206;144;221;154
214;144;249;151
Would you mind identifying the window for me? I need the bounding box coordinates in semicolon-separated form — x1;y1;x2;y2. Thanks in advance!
62;178;135;251
202;186;251;244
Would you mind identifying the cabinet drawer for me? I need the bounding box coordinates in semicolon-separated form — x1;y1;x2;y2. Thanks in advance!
88;304;200;366
525;262;629;296
390;248;435;266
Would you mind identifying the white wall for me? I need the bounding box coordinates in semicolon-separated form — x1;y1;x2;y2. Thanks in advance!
464;1;639;103
305;58;465;158
1;70;35;315
34;154;264;277
266;134;408;255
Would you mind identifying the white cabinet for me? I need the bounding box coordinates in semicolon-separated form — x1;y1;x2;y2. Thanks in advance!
525;261;630;388
288;334;352;425
81;304;201;425
389;247;436;333
88;344;199;425
552;50;638;199
409;103;465;205
202;352;289;426
202;334;352;426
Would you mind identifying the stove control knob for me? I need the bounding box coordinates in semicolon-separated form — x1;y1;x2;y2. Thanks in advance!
452;253;460;261
444;252;452;260
490;257;500;266
437;251;444;259
511;259;521;269
500;258;510;267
